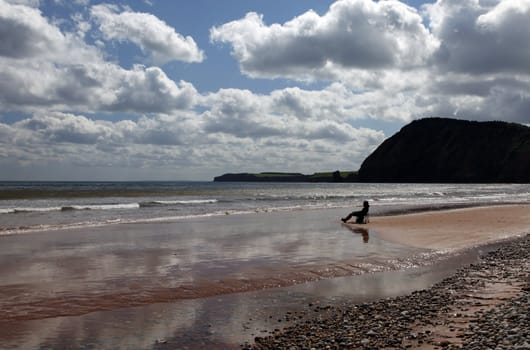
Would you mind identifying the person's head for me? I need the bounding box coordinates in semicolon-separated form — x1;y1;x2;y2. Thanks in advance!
363;201;369;207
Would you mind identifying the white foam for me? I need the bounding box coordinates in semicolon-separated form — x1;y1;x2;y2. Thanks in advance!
66;203;140;211
14;206;63;213
151;199;218;205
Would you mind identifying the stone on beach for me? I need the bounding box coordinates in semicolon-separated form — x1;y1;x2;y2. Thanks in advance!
244;234;530;349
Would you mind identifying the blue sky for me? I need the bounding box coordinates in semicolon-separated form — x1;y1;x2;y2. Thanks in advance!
1;0;529;180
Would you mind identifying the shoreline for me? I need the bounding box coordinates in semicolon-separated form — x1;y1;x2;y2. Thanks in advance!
246;232;530;349
1;202;526;237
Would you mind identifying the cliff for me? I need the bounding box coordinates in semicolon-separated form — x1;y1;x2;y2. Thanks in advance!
358;118;530;183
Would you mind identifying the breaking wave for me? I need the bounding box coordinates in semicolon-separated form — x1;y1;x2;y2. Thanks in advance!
0;199;219;215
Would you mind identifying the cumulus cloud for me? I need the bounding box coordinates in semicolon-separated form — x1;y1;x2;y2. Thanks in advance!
0;61;198;114
91;3;204;64
200;87;385;155
16;112;118;144
422;73;530;123
268;83;420;122
417;0;530;122
207;0;530;123
0;0;64;58
425;0;530;74
0;0;198;114
10;111;204;147
0;0;389;178
0;87;386;178
96;64;198;113
210;0;438;82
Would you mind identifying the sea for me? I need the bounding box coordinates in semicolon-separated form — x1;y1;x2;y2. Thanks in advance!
1;181;529;235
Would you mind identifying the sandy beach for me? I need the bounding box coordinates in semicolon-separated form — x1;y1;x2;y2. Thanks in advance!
367;204;530;250
1;204;529;349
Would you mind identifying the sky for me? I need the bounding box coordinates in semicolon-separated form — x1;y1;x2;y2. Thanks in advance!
1;0;529;181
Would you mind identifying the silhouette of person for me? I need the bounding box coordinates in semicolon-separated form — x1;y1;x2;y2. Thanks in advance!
341;201;369;224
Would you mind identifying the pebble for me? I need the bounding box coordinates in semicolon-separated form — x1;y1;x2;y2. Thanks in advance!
242;234;530;349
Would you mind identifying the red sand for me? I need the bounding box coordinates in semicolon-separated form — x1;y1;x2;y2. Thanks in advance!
359;204;530;250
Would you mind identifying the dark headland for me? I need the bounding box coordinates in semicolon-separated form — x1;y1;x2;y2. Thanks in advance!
214;171;358;182
214;118;530;183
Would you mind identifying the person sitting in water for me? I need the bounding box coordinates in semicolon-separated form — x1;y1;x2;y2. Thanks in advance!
341;201;370;224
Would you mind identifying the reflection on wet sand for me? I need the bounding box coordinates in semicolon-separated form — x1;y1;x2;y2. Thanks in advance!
0;209;422;323
0;207;476;349
343;224;370;243
0;244;489;350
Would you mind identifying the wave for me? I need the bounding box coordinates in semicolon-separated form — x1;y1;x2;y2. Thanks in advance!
1;203;141;214
12;207;63;213
0;203;343;235
61;203;141;211
0;198;220;215
139;199;218;207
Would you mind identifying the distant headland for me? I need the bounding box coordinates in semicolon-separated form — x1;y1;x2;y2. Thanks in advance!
214;171;358;183
214;118;530;183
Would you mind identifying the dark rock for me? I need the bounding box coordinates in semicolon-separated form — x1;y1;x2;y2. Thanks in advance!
358;118;530;183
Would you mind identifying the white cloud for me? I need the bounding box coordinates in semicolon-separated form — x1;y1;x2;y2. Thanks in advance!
477;0;530;27
268;83;420;122
71;12;91;38
425;0;530;74
91;3;204;64
0;60;198;114
210;0;438;83
0;0;198;114
96;64;198;113
199;87;386;169
0;0;65;58
423;73;530;123
16;112;118;144
417;0;530;123
207;0;530;124
1;85;386;178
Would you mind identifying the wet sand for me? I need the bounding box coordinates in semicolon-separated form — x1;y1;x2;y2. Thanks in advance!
0;239;498;350
364;204;530;250
0;208;424;324
1;205;529;349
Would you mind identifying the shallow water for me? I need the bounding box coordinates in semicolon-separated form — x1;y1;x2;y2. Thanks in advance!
0;208;427;322
0;241;492;350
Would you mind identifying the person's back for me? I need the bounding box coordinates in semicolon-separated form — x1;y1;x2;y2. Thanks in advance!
342;201;369;224
355;202;369;223
360;203;369;216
